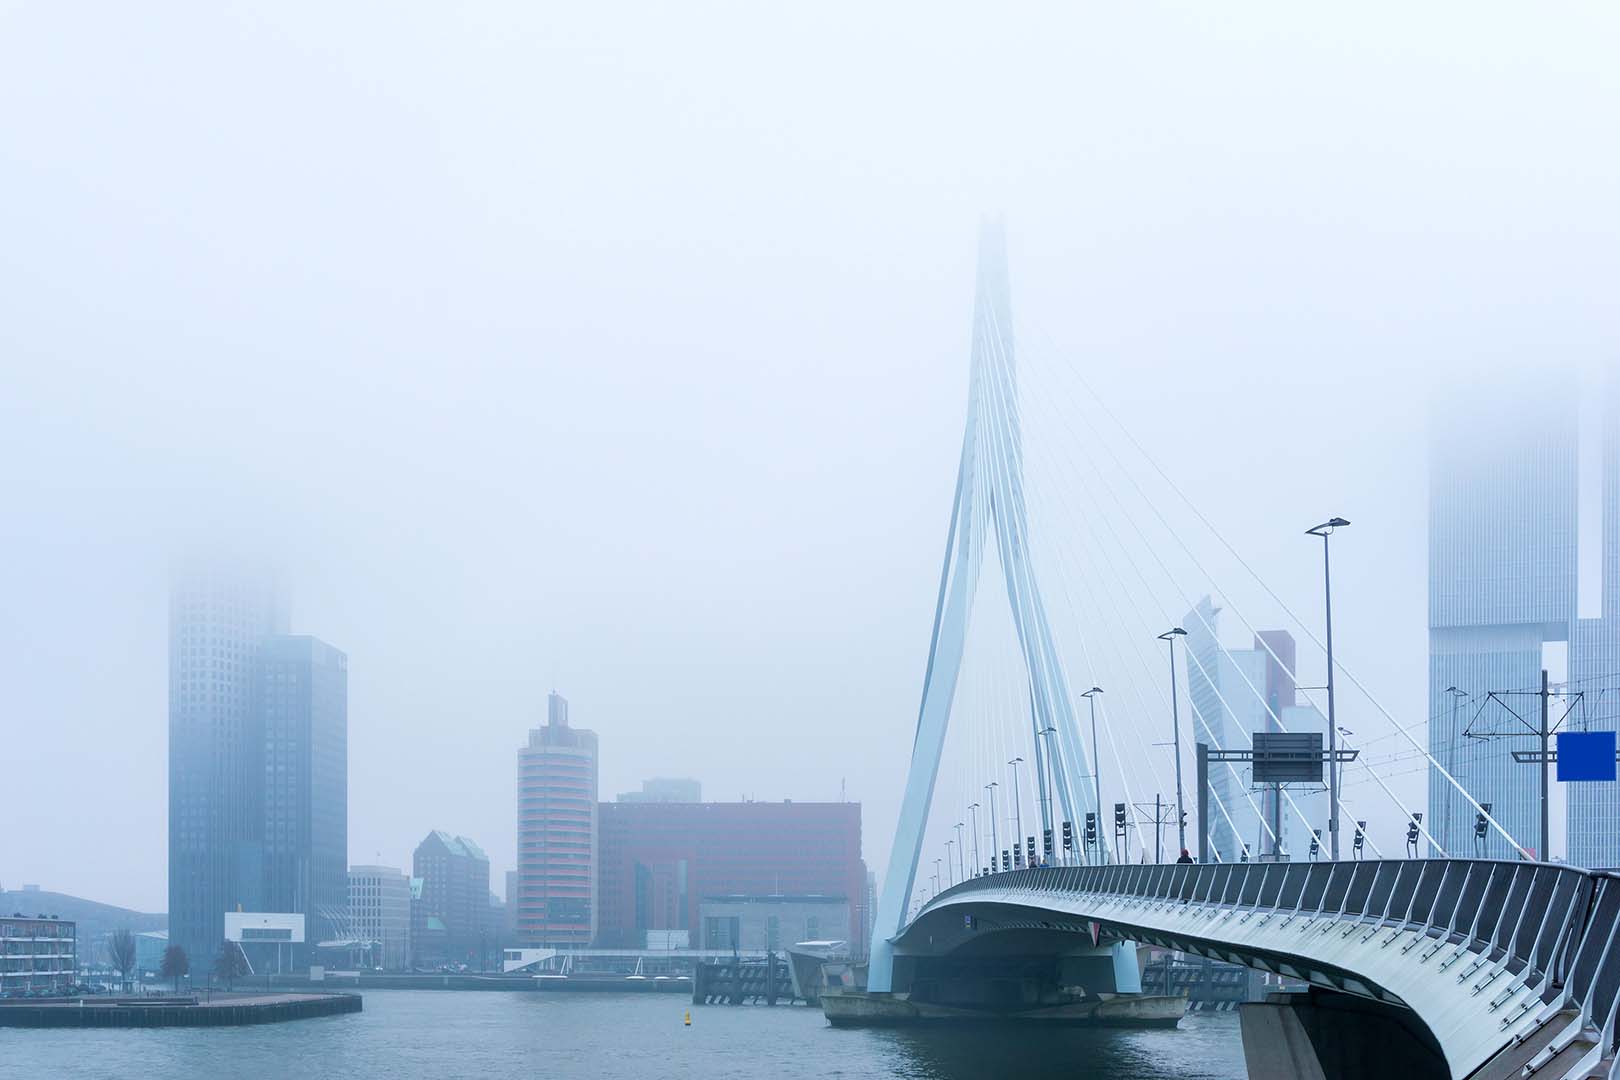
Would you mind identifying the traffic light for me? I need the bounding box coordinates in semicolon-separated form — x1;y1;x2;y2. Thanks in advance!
1001;850;1011;872
1405;813;1422;857
1084;813;1096;846
1353;820;1366;859
1309;829;1321;860
1062;820;1074;852
1114;803;1127;828
1026;836;1036;866
1043;828;1054;858
1474;803;1491;840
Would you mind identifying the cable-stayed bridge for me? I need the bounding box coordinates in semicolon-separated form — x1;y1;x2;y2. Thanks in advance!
835;222;1620;1080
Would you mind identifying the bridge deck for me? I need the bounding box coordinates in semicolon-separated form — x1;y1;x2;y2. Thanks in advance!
904;859;1620;1080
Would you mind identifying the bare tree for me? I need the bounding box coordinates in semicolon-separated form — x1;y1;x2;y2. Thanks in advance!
213;941;249;990
107;929;137;992
159;944;189;993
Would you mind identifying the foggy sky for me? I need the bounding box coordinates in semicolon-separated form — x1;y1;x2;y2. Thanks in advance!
3;3;1618;912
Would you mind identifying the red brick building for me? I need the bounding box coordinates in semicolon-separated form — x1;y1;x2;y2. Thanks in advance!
595;801;865;948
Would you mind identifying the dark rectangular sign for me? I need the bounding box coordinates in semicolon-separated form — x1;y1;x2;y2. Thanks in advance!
1252;731;1324;784
1558;731;1617;782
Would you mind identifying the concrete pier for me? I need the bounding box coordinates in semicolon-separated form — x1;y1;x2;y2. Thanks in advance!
0;991;361;1028
1238;991;1446;1080
821;989;1185;1027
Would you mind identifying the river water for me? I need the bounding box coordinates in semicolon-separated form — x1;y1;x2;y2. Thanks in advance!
0;991;1247;1079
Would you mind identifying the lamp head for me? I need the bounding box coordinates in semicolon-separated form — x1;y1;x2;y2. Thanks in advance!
1158;627;1187;641
1306;517;1351;537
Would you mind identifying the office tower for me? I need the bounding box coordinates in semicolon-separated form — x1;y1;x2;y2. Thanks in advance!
348;865;412;970
167;561;286;968
1427;372;1581;859
1184;597;1305;861
516;692;598;946
259;634;348;963
1569;381;1620;867
411;831;490;966
168;560;349;972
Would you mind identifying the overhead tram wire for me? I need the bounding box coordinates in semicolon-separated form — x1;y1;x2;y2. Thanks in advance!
980;303;1257;862
989;316;1296;861
1013;323;1448;859
1015;319;1522;860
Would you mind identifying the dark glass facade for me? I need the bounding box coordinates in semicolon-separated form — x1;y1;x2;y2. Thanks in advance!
168;564;346;971
258;635;349;965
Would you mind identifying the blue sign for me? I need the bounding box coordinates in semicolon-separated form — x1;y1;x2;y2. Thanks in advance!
1558;731;1617;782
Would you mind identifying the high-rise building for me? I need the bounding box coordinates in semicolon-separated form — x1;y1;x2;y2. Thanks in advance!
1569;383;1620;867
1184;598;1309;861
516;692;598;946
595;800;866;948
259;635;348;963
168;560;348;971
348;865;411;970
167;561;287;968
410;831;490;966
1428;372;1580;859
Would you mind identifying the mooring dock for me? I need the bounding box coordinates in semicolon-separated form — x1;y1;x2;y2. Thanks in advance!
0;991;362;1028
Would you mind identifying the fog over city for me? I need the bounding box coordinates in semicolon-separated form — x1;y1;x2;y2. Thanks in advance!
3;3;1617;915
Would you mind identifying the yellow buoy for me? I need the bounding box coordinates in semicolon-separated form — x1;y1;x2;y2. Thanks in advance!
684;1010;692;1027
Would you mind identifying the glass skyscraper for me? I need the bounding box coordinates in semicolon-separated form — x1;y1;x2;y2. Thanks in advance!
1568;383;1620;868
168;561;288;970
1427;370;1618;863
258;634;349;965
168;561;347;970
1183;598;1311;861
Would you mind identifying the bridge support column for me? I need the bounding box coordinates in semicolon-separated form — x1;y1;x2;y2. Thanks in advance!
1238;991;1446;1080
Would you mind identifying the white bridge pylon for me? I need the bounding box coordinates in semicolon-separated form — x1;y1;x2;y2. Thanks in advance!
868;221;1101;992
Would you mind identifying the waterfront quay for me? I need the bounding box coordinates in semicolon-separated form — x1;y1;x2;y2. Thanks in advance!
0;991;360;1028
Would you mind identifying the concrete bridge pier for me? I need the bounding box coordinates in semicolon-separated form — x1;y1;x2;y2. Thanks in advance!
1239;990;1447;1080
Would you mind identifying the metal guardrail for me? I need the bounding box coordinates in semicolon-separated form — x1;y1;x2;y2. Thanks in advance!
920;859;1620;1056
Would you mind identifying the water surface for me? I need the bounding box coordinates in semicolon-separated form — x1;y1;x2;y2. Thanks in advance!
0;991;1247;1079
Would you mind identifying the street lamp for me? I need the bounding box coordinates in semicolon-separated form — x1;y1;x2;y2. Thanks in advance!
953;822;967;881
944;840;955;887
1008;757;1025;865
1037;726;1058;858
985;783;1000;872
967;802;981;874
1158;628;1189;854
1081;686;1104;861
1306;516;1351;860
1443;685;1467;855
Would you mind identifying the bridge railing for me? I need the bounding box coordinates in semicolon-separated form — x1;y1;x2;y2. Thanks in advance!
922;858;1620;1044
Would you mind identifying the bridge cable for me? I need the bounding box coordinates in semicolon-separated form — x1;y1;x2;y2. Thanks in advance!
1013;323;1461;857
1016;319;1522;859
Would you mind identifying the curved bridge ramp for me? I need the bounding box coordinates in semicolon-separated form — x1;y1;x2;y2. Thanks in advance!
900;859;1620;1080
